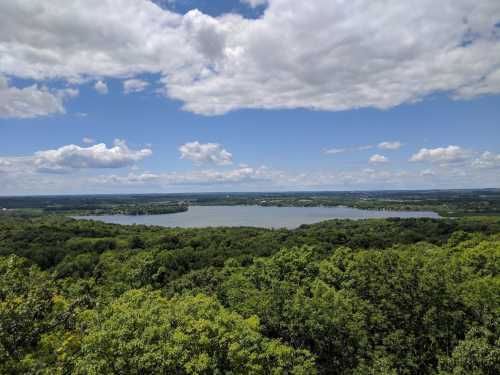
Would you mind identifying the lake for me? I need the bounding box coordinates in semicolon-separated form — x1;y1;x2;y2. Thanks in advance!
73;205;441;229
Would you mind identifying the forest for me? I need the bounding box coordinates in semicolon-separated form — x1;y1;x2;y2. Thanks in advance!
0;214;499;374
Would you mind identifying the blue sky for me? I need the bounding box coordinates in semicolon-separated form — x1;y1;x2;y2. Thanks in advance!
154;0;266;18
0;0;499;195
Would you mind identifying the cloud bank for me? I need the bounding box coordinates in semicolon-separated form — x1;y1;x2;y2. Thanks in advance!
1;0;500;117
1;144;500;195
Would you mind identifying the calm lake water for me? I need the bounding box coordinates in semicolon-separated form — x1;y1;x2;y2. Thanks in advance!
74;205;440;229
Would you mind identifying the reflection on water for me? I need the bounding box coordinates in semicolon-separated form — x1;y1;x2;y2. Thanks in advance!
73;205;441;229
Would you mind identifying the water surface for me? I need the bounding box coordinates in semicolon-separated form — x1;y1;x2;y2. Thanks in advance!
74;205;440;229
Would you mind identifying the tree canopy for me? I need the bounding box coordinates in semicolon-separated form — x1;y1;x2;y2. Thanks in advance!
0;216;498;374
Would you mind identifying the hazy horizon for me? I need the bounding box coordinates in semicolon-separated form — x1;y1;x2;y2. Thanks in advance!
2;187;500;199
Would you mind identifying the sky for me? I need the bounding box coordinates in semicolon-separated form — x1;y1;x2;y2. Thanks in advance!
0;0;499;195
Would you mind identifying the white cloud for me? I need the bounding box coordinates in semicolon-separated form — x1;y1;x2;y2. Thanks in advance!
123;79;149;94
0;0;499;115
165;0;500;114
369;154;389;163
94;81;108;95
324;145;373;155
82;137;95;144
179;141;233;166
378;141;403;150
0;0;187;80
410;145;471;164
1;157;500;195
96;171;162;186
324;148;347;155
420;169;436;177
358;145;374;151
471;151;500;169
89;165;282;190
33;139;152;173
454;68;500;99
0;75;67;118
167;166;273;184
61;87;79;98
0;159;12;173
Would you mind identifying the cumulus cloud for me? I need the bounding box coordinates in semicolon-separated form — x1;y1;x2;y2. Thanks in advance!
35;139;152;172
0;75;68;118
165;0;500;114
94;81;108;95
1;0;499;115
369;154;389;163
179;141;233;166
378;141;403;150
123;79;149;94
33;139;152;173
410;145;471;164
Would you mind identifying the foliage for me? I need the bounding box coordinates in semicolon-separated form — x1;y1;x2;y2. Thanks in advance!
0;215;498;373
75;290;315;374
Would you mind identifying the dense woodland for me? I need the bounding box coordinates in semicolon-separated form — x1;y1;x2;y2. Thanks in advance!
0;214;499;374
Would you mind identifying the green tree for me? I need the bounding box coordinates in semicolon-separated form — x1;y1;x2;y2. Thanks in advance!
75;290;316;374
439;327;500;375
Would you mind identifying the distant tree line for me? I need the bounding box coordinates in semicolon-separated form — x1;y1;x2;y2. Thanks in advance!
1;189;500;217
